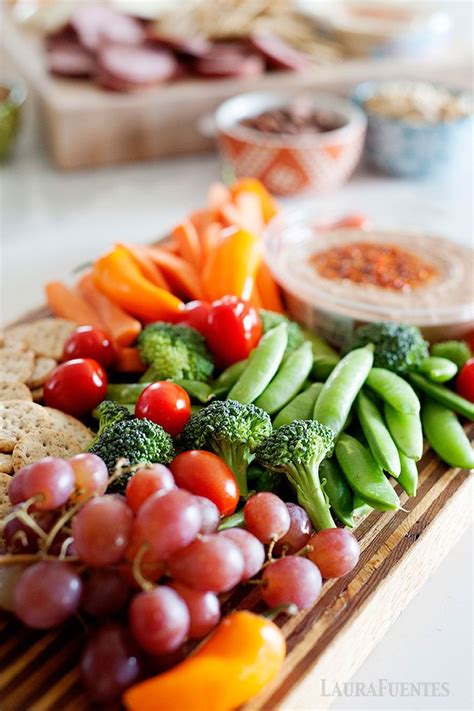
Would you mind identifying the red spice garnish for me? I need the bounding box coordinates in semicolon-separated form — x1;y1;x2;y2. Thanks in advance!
310;241;438;292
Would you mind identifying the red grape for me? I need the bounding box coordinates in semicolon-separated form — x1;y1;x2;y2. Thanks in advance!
72;495;133;567
194;495;220;534
129;586;190;654
168;534;244;593
124;537;166;586
69;453;108;502
14;561;82;628
21;457;75;510
274;503;313;555
261;556;322;610
244;492;290;543
170;582;220;639
125;465;175;514
4;510;54;554
308;528;360;578
219;528;265;580
81;569;131;617
8;467;29;504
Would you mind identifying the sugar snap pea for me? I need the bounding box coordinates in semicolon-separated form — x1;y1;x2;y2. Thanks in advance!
106;382;147;404
254;341;313;414
227;324;288;404
355;390;401;476
335;433;400;511
417;357;457;383
421;399;474;469
352;495;373;519
312;354;340;380
273;382;323;428
365;368;420;414
397;452;418;497
313;345;374;438
320;458;354;527
212;359;248;396
384;403;423;461
408;372;474;421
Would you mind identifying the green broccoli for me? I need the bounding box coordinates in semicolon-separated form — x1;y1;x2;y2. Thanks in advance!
347;322;428;373
89;400;134;447
431;340;471;369
138;322;214;383
255;419;336;530
179;399;272;497
259;310;305;356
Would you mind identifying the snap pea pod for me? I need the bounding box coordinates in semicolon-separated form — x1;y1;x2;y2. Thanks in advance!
408;372;474;421
384;403;423;461
273;382;323;428
227;324;288;404
106;380;214;405
302;330;339;359
352;495;373;519
421;399;474;469
312;354;340;380
320;458;354;527
175;380;215;403
365;368;420;414
254;341;313;414
417;357;457;383
212;359;248;396
313;345;374;439
335;434;400;511
397;452;418;497
355;390;401;477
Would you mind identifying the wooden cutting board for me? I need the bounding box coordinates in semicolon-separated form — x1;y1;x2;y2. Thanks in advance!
0;309;472;711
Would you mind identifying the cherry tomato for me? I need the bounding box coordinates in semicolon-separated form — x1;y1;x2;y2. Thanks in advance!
456;358;474;403
206;296;262;368
44;359;107;417
135;382;191;437
63;326;116;369
176;301;212;338
170;451;239;516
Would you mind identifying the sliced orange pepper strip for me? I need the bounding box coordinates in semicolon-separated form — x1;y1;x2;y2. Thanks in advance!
230;177;279;223
118;243;170;291
208;182;231;211
202;228;261;302
256;260;284;313
233;190;264;235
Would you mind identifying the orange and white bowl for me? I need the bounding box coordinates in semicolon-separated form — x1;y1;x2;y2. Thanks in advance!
215;91;367;196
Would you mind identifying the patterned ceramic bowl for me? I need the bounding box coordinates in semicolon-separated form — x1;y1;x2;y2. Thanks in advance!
352;81;473;178
215;91;367;196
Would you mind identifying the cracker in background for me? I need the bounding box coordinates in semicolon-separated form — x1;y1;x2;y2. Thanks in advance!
31;387;44;403
0;453;13;474
0;349;35;384
27;356;57;389
23;318;76;360
1;324;31;351
44;407;94;450
12;429;82;471
0;400;51;452
0;382;33;402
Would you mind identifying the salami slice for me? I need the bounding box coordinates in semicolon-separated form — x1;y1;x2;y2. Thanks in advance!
195;45;264;78
46;41;97;78
249;33;309;71
145;29;211;58
97;44;177;90
71;4;145;52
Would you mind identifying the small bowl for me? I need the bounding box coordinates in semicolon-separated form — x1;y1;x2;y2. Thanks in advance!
0;80;26;160
352;80;473;178
215;90;367;195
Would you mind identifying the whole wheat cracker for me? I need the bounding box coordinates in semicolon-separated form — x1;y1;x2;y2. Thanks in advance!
27;356;57;389
23;318;76;360
1;324;31;351
0;453;13;474
0;349;35;384
0;400;51;452
44;407;94;450
0;382;33;402
12;429;82;471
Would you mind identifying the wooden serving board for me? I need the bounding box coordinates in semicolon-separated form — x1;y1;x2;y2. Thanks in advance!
0;308;472;711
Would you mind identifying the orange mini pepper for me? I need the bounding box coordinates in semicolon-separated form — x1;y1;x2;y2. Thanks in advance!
92;246;184;323
202;228;261;302
123;611;286;711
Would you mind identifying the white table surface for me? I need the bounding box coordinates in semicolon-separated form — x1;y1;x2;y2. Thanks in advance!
1;92;473;711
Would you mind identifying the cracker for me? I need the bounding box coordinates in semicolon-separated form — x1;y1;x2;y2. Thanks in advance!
12;429;82;471
0;400;51;452
1;324;31;351
0;453;13;474
31;387;44;403
44;407;94;450
27;356;57;389
0;348;35;384
23;318;76;360
0;472;11;517
0;381;33;402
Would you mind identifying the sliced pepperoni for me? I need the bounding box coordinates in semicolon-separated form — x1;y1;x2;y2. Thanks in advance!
71;4;145;52
46;41;97;78
145;29;211;57
194;45;265;78
249;33;309;71
97;44;177;90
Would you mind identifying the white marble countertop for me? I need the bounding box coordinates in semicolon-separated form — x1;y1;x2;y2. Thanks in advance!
1;94;473;711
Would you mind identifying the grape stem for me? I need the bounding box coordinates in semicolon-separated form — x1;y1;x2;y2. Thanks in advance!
0;553;79;565
59;537;74;560
132;542;154;592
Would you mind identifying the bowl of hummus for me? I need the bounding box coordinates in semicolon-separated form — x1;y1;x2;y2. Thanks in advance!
263;207;474;347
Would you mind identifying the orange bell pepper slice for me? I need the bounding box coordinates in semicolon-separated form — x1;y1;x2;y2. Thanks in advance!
202;228;261;302
256;261;284;313
230;177;279;223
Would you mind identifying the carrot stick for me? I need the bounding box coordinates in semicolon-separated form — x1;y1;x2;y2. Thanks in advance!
45;281;105;330
118;243;170;290
146;247;204;301
77;273;141;347
230;178;279;223
233;191;264;235
201;222;222;262
172;221;202;268
115;347;146;374
255;261;284;313
208;182;231;211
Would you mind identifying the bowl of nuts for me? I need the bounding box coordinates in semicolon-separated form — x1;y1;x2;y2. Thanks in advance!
352;79;473;177
215;91;367;195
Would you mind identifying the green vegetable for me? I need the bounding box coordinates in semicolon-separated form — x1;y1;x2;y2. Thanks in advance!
312;354;340;380
355;390;401;476
352;495;373;519
384;403;423;461
254;341;313;415
218;510;245;531
273;382;323;428
228;324;287;404
365;368;420;414
421;399;474;469
259;309;304;356
106;380;214;405
407;373;474;421
417;357;457;383
431;340;471;369
313;345;374;439
320;458;354;527
90;400;133;446
256;419;336;530
138;322;214;383
335;434;400;511
397;452;418;497
347;321;428;374
179;399;272;497
212;359;248;396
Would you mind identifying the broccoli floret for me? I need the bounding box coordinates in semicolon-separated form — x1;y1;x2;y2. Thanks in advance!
431;340;471;369
179;399;272;497
348;322;428;373
138;322;214;383
90;400;134;447
255;419;336;530
260;310;305;356
89;417;175;492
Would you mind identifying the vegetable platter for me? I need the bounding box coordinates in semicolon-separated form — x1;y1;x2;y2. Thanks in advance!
1;178;473;711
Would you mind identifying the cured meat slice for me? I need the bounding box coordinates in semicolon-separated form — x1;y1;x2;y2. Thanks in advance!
249;33;309;71
46;41;97;78
195;45;264;78
97;44;177;90
145;29;211;57
71;4;145;52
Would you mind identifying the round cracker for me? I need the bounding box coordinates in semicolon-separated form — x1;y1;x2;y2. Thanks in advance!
0;452;13;474
0;381;33;402
12;429;82;471
23;318;76;360
1;324;31;351
27;356;57;389
44;407;94;450
0;400;51;452
0;348;35;384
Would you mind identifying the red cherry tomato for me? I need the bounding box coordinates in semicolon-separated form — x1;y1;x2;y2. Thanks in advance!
456;358;474;403
176;301;212;338
170;451;239;516
44;358;107;417
206;296;262;368
135;382;191;437
63;326;116;369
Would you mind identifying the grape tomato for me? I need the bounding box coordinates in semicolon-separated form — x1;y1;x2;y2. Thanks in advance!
63;326;116;369
44;358;107;417
170;450;238;516
206;296;262;368
135;382;191;437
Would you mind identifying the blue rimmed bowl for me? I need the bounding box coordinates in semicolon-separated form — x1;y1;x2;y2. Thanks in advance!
351;80;473;178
